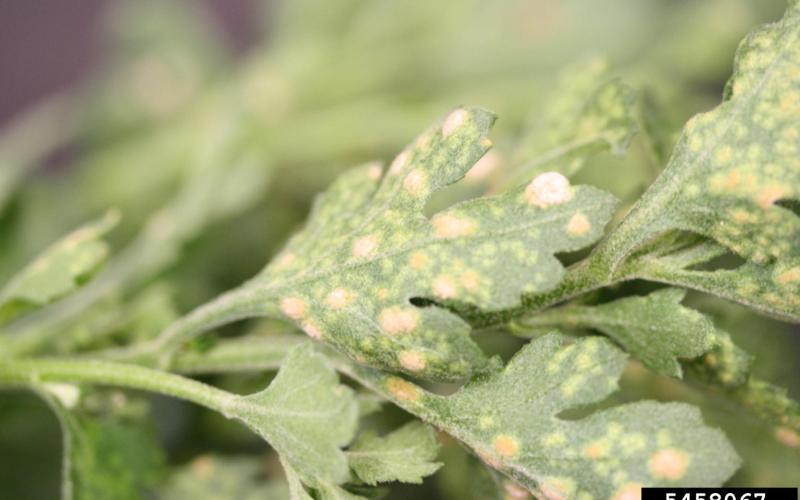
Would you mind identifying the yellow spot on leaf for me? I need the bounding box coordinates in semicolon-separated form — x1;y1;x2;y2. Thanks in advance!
433;275;458;299
399;351;426;371
302;320;323;339
756;185;786;209
389;150;410;175
775;267;800;286
584;440;609;460
648;448;689;480
353;234;379;258
432;214;477;238
409;251;429;269
280;297;307;319
460;270;480;290
378;307;419;335
386;377;420;402
611;483;642;500
442;108;469;138
325;288;352;309
566;212;591;236
493;435;519;457
403;169;427;195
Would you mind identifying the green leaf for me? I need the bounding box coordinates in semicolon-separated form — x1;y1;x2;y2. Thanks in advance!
515;288;716;377
161;455;289;500
373;334;740;496
507;58;637;183
689;329;800;434
597;2;800;321
159;107;617;381
348;421;442;485
230;342;359;487
38;386;163;500
0;211;119;326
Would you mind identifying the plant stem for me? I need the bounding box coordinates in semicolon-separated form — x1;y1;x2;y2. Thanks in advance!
0;358;237;415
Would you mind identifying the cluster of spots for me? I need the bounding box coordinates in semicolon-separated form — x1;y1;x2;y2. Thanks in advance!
647;448;689;481
525;172;574;208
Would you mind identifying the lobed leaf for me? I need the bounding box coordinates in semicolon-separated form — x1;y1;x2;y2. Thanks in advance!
359;334;740;496
160;107;618;381
515;288;716;377
229;342;359;487
0;211;119;326
348;421;442;485
599;1;800;321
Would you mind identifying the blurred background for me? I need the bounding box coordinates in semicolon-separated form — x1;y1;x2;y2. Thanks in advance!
0;0;798;498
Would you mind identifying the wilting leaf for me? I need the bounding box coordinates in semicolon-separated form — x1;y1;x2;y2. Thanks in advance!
348;421;441;485
159;108;617;381
600;2;800;322
0;211;119;326
515;288;716;377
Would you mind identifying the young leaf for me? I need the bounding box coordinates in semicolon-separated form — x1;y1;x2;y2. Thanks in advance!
515;288;716;377
348;421;442;485
157;108;618;381
354;334;739;496
597;2;800;321
230;342;359;487
507;59;637;184
37;386;163;500
0;211;119;326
